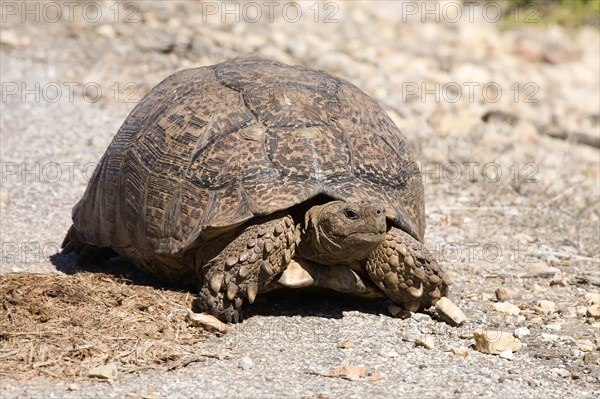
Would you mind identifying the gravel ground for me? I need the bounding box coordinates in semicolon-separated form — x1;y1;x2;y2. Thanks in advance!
1;1;599;398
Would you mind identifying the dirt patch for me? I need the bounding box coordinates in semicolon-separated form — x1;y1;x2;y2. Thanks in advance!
0;273;210;380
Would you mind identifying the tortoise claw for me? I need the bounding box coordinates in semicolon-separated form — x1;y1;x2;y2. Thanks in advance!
195;214;297;323
365;227;449;311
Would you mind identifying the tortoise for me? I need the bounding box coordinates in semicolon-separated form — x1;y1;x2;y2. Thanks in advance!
62;57;449;322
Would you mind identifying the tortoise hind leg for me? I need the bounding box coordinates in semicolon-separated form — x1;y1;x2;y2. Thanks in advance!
364;227;450;312
61;225;117;265
195;214;298;323
61;225;85;254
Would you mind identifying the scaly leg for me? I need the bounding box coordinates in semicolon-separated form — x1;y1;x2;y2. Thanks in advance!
195;214;298;322
364;227;450;312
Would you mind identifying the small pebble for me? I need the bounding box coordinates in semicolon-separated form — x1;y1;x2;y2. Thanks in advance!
450;347;469;356
586;304;600;319
87;363;118;380
576;339;595;352
493;302;521;316
415;336;435;350
239;356;254;370
576;306;588;317
379;350;399;358
570;372;581;380
536;300;556;314
546;254;559;264
495;287;509;302
584;292;600;305
0;30;28;46
435;297;467;326
551;270;567;286
499;349;514;360
411;312;432;323
583;352;600;365
512;233;534;243
528;379;539;387
67;383;79;391
474;330;522;354
481;293;496;302
337;341;353;349
544;323;562;331
322;365;366;380
527;263;558;277
514;327;531;339
0;192;10;205
187;312;229;334
96;24;117;38
532;284;546;293
541;333;559;341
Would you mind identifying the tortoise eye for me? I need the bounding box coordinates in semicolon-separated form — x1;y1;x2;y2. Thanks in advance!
344;209;359;220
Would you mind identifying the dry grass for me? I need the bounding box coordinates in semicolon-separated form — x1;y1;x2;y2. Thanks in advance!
0;272;211;380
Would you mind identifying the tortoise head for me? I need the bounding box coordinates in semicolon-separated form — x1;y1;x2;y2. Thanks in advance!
298;201;387;265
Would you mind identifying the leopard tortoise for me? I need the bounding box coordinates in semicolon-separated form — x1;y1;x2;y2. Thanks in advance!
63;57;449;322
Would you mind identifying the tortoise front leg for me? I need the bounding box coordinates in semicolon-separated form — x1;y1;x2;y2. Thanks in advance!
364;227;450;312
195;214;298;323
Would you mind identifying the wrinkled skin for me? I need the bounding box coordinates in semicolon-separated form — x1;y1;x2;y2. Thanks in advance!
297;201;387;265
195;201;449;322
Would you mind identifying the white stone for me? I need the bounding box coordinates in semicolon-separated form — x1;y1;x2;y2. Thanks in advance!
239;356;254;370
87;363;118;379
573;349;584;358
0;30;27;46
411;312;432;323
474;330;522;354
587;304;600;319
576;306;588;317
541;333;560;341
493;302;521;316
584;292;600;305
435;297;467;326
536;300;556;314
415;336;435;350
544;323;562;331
576;339;595;352
450;347;469;356
187;312;229;334
514;327;531;339
96;24;116;38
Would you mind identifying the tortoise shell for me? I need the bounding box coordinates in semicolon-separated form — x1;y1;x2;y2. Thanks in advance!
72;57;424;259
